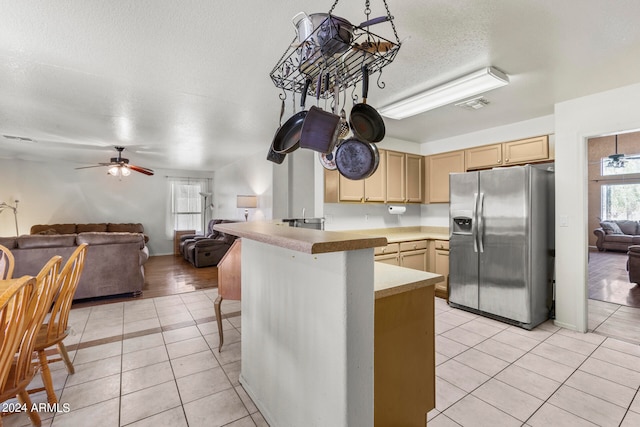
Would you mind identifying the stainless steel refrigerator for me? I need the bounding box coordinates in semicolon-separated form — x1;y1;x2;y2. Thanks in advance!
448;164;554;329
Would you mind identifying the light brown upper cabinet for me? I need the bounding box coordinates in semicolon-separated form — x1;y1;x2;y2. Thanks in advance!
386;150;406;203
503;135;549;165
336;148;387;203
465;143;503;170
464;135;551;170
405;154;423;203
324;168;340;203
386;151;423;203
426;150;465;203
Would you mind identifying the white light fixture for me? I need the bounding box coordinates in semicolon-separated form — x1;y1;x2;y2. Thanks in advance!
379;66;509;120
236;195;257;222
108;165;131;177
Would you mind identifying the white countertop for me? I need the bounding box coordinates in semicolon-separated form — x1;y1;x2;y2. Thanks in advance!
374;262;442;299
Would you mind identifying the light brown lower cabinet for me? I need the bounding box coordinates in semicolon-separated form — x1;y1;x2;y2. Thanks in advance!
399;240;428;271
432;240;450;300
375;284;435;426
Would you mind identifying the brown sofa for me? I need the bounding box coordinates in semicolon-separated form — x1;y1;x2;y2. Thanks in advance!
594;220;640;252
1;225;149;300
179;219;238;268
30;222;149;243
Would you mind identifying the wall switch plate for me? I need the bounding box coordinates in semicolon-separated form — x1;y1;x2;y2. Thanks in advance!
559;215;568;227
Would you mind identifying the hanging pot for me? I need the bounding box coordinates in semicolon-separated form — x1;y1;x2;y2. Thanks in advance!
272;79;311;154
292;12;353;56
335;137;380;180
349;64;386;143
300;75;340;153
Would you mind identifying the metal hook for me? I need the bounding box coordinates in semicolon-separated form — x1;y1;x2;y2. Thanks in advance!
279;86;287;101
376;71;386;90
351;85;358;104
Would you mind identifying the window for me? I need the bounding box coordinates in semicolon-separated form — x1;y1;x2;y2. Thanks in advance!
601;183;640;221
167;177;211;235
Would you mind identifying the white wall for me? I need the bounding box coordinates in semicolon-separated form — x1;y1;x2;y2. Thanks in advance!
324;203;422;231
0;158;213;255
554;82;640;332
213;150;273;222
421;115;555;155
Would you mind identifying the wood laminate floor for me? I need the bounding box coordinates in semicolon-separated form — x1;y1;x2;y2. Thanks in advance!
72;255;218;309
588;247;640;308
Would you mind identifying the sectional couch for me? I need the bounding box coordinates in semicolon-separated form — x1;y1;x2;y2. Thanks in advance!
594;219;640;252
0;223;149;299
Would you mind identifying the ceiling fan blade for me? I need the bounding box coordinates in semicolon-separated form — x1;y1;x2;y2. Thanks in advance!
128;164;155;176
75;163;111;170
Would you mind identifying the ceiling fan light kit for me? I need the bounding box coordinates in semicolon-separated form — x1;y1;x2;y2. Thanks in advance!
378;66;510;120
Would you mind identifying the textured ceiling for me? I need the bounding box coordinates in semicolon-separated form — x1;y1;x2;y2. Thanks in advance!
1;0;640;172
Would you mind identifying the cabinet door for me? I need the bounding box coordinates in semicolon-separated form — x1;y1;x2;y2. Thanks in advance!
427;150;465;203
339;174;365;202
400;249;427;271
324;169;340;203
434;249;449;300
405;154;423;203
364;149;386;202
465;143;502;170
375;253;400;266
386;151;406;203
503;135;549;165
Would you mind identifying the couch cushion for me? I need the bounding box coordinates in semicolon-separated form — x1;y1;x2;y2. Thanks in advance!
77;232;145;248
601;221;624;235
604;234;633;243
632;236;640;244
0;236;17;249
77;223;108;233
107;223;144;233
17;234;77;249
30;224;77;235
616;220;638;235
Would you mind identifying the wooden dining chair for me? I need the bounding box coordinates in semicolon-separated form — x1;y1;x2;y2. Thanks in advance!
30;243;87;404
0;277;37;396
0;256;62;427
0;244;14;280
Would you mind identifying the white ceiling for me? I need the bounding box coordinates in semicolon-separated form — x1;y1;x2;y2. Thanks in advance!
2;0;640;173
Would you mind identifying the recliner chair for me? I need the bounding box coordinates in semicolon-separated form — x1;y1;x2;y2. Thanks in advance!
180;219;238;268
627;245;640;285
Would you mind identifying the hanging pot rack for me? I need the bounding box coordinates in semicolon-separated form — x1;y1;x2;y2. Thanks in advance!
269;0;401;100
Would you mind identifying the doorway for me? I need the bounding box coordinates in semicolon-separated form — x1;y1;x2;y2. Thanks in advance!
587;132;640;343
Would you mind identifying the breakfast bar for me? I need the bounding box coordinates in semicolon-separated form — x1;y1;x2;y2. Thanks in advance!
214;221;442;427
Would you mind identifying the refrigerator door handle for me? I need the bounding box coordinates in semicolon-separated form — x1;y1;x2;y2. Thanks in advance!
472;192;479;253
478;192;485;253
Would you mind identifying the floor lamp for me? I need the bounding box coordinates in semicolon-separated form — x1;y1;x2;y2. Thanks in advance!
199;192;212;234
236;195;257;221
0;200;19;236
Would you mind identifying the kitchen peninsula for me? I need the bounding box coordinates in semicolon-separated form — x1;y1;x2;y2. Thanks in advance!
215;221;442;427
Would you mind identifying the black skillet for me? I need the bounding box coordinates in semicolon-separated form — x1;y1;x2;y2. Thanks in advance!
272;78;312;154
349;64;385;143
335;137;380;180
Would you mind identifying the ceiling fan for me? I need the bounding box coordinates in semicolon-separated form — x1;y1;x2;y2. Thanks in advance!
75;146;154;176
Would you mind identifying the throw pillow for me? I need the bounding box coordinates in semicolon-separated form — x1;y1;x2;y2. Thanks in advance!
600;221;623;235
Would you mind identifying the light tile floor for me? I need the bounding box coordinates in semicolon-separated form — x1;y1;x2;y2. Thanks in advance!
3;291;640;426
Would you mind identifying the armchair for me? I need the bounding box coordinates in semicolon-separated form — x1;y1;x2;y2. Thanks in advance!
180;219;239;268
628;245;640;285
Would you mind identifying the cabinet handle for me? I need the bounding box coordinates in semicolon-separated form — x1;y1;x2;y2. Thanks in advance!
413;244;417;249
365;197;369;201
505;158;509;163
381;248;386;253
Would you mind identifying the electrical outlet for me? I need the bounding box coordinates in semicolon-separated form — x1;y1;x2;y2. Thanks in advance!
365;214;369;221
559;215;568;227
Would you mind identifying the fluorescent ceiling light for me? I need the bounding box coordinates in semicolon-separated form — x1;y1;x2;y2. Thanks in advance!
379;67;509;120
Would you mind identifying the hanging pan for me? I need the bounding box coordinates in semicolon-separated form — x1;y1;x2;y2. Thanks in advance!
272;78;312;153
267;99;287;164
349;64;386;143
335;137;380;180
